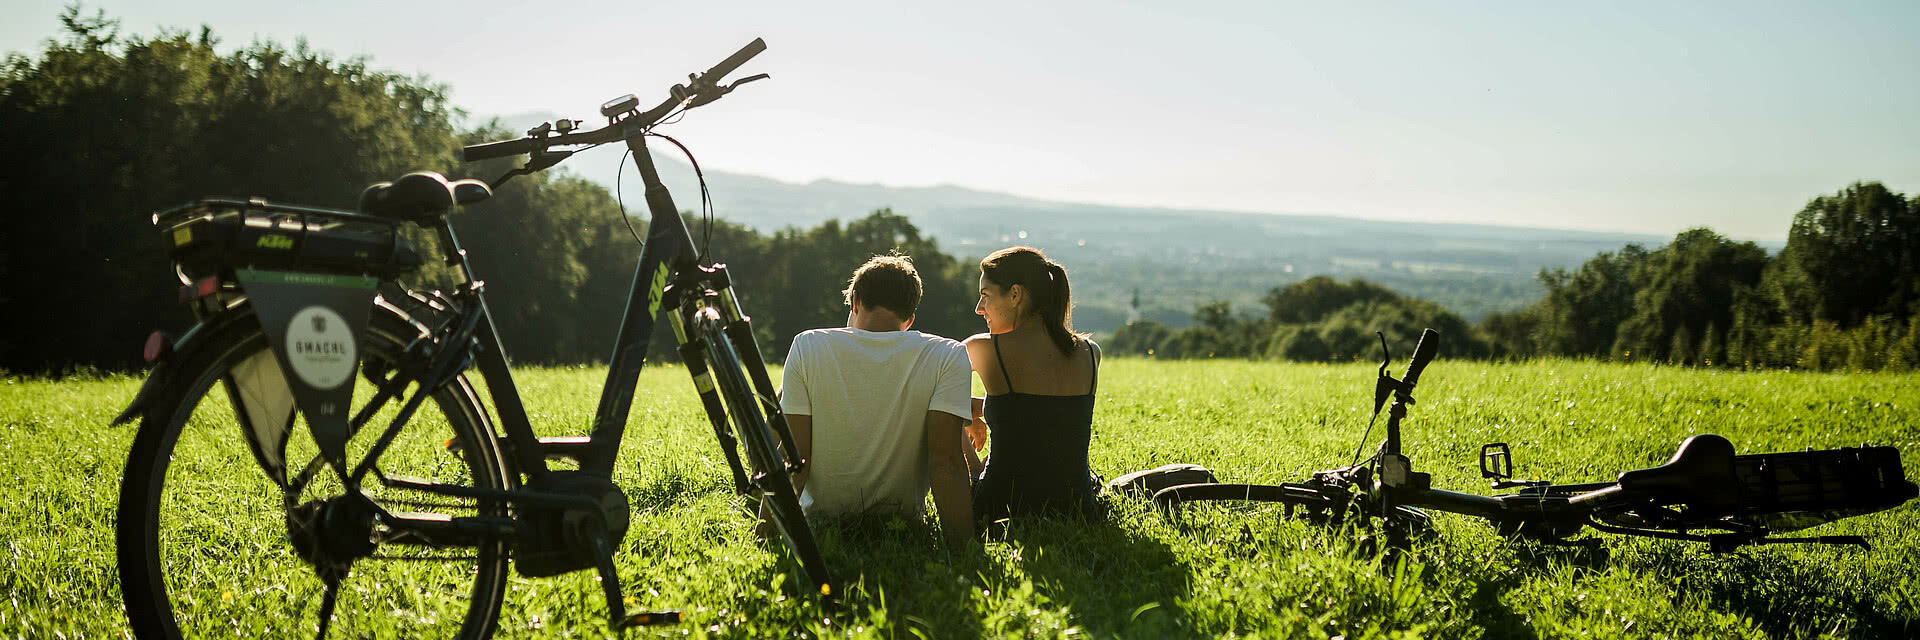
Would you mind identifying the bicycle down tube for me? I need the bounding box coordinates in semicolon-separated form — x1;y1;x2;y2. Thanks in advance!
575;135;700;476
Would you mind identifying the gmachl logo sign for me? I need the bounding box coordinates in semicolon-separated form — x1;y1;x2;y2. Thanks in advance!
285;306;356;389
235;268;376;468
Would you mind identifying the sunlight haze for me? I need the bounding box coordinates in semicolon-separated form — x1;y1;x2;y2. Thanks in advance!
6;0;1915;240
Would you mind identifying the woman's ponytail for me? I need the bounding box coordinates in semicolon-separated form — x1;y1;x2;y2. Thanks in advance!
1041;262;1075;355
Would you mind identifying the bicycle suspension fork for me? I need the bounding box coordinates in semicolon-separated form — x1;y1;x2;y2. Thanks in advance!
667;285;754;495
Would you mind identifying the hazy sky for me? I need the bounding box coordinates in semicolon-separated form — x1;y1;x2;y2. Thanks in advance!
6;1;1916;240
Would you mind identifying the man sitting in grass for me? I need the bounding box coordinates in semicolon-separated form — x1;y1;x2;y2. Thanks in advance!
774;254;977;546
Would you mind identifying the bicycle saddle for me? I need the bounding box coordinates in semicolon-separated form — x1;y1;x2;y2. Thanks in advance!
1617;434;1738;509
359;171;492;222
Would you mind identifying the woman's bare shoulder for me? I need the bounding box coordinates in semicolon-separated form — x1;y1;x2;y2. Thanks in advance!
962;333;995;358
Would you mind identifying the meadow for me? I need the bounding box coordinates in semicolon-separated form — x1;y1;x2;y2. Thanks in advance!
2;358;1916;638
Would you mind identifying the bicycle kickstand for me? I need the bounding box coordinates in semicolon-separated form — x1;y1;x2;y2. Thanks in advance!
587;531;682;628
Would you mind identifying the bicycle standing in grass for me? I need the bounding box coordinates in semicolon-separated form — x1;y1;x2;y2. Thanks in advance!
115;39;833;639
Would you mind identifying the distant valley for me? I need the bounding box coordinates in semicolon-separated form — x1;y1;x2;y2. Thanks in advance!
491;113;1763;333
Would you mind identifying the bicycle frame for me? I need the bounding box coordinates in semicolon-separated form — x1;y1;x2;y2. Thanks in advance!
1155;329;1916;553
426;134;787;482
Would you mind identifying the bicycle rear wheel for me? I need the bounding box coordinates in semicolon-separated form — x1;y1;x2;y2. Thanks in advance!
696;313;833;597
117;303;512;638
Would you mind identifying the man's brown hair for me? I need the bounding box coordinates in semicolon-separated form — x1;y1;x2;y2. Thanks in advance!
843;254;922;320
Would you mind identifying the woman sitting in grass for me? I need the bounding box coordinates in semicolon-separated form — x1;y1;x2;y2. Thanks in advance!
963;246;1103;524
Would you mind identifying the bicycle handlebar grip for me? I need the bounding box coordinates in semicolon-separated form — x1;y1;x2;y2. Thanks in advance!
1403;328;1440;387
462;137;538;162
704;38;766;82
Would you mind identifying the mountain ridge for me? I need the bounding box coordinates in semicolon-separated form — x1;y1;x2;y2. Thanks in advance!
486;112;1768;332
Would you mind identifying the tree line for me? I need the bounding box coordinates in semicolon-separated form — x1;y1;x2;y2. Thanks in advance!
6;10;1916;375
1111;181;1920;371
0;9;981;374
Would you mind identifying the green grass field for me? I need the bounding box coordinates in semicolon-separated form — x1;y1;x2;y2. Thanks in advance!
3;358;1916;638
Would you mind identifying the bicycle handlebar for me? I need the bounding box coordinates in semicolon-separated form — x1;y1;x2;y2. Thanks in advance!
460;38;767;163
704;38;766;86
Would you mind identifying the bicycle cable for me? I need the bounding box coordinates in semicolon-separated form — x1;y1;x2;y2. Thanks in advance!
1348;411;1383;467
608;100;696;251
645;131;717;261
613;149;646;248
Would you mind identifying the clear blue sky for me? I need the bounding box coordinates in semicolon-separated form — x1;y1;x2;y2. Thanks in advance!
6;0;1916;240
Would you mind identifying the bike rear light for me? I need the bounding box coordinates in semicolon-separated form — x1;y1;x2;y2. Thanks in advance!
179;276;222;303
143;331;173;363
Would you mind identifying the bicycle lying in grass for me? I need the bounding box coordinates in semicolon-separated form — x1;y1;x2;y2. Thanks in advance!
1155;329;1919;555
115;38;826;638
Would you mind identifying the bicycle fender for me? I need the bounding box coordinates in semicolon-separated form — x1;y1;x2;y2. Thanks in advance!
110;296;428;427
112;313;242;427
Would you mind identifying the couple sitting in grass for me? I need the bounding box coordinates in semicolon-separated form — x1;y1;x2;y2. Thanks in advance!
777;246;1101;546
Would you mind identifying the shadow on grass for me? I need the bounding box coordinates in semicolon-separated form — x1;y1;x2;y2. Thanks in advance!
1630;542;1918;638
757;510;1198;638
804;514;992;639
1463;534;1914;638
993;514;1193;638
1462;539;1614;639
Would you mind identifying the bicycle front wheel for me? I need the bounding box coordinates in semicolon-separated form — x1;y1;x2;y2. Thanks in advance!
117;303;512;638
696;313;833;597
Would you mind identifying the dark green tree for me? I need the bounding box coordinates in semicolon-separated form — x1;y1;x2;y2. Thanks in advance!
1767;182;1920;327
1262;276;1401;325
1478;309;1542;360
1610;228;1768;364
1531;244;1650;358
757;209;978;358
1107;320;1175;357
0;8;459;372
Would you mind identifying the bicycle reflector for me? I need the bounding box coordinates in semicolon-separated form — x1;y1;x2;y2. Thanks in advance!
179;276;222;303
143;330;173;363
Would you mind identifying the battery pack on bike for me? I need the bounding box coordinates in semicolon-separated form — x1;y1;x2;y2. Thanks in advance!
157;197;424;281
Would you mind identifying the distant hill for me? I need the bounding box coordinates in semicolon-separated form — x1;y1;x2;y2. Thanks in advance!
486;113;1770;333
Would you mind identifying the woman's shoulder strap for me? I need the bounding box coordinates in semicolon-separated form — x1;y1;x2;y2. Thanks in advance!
990;333;1015;392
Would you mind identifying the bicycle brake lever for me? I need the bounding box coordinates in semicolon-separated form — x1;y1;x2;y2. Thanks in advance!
726;73;770;92
683;74;770;109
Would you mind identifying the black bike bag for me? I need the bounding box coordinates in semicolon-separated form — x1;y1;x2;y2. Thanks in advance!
157;197;423;279
1730;445;1919;531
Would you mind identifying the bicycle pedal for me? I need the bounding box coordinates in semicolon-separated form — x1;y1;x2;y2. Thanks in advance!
619;610;682;628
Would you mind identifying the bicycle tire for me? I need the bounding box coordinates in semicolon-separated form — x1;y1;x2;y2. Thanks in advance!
696;312;834;597
117;302;512;638
1152;482;1338;508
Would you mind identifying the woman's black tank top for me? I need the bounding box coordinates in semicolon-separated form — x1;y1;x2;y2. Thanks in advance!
972;335;1100;521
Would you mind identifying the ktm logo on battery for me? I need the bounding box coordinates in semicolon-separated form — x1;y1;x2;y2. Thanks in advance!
256;234;294;250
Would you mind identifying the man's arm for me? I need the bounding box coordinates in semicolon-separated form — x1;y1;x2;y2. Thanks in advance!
785;414;812;492
757;412;811;536
961;429;984;476
924;410;975;546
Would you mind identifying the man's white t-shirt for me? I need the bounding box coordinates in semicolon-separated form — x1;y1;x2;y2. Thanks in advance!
779;327;972;518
